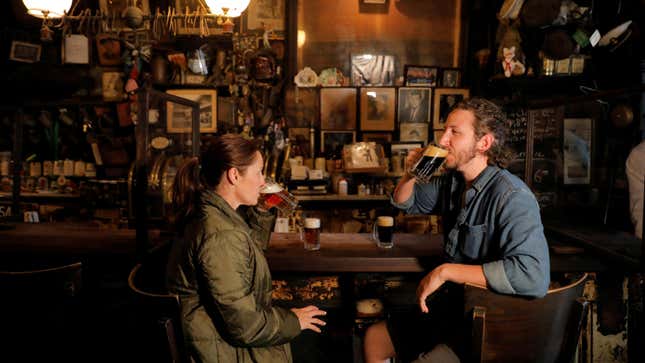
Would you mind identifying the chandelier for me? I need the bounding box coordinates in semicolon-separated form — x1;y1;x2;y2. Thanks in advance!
22;0;73;18
202;0;251;18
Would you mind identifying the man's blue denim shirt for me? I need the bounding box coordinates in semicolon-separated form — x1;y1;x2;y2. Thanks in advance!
392;165;550;298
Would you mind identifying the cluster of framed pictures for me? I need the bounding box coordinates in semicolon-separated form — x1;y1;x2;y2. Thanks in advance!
403;65;463;88
318;86;469;147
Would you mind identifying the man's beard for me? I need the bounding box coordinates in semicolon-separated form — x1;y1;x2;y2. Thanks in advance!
445;143;478;170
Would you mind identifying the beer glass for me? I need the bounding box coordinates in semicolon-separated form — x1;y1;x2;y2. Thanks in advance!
258;177;298;215
300;217;321;250
372;216;395;248
408;144;449;183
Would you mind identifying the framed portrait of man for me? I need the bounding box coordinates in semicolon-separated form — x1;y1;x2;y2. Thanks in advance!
397;87;431;124
360;87;395;131
433;88;469;130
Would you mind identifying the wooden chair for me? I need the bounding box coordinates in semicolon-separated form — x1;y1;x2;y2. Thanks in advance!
128;243;186;363
0;261;83;362
464;273;589;363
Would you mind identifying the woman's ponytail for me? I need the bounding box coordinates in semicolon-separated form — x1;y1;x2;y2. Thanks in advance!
172;157;202;231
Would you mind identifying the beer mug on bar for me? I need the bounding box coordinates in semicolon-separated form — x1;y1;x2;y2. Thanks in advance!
258;177;298;215
408;144;449;183
300;217;321;251
372;216;395;248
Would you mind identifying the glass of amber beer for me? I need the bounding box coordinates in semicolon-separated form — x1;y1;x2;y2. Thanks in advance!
408;144;449;183
299;217;321;250
258;177;298;215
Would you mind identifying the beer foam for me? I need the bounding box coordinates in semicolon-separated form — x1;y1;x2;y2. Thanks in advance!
423;145;449;157
304;218;321;229
260;183;283;194
377;216;394;227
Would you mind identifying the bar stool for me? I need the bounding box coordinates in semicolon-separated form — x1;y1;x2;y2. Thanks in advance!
464;273;589;363
128;242;186;363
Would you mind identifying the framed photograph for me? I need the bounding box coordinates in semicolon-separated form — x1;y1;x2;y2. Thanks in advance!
433;88;470;129
440;68;461;88
351;54;395;86
174;0;223;35
362;132;392;145
288;127;314;158
321;131;356;154
360;87;396;131
400;123;429;143
9;41;41;63
404;65;438;87
563;118;592;185
320;88;357;130
166;89;217;133
397;87;431;124
102;71;125;102
244;0;286;32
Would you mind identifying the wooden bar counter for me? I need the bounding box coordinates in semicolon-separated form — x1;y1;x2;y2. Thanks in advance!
266;233;444;273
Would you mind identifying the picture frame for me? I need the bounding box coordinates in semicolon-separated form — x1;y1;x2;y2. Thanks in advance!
288;127;314;158
404;64;439;87
433;88;470;129
351;54;395;86
320;88;357;130
399;123;429;143
102;71;125;102
440;68;461;88
9;41;41;63
244;0;286;33
360;87;396;131
391;141;423;155
563;118;592;185
174;0;223;35
166;89;217;133
321;131;356;154
362;132;392;145
397;87;431;124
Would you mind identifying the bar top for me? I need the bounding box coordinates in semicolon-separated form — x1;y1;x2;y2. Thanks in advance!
266;233;444;273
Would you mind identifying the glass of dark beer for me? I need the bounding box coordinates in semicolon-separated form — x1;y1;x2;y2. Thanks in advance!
258;177;298;215
408;144;449;183
300;217;321;250
372;216;395;248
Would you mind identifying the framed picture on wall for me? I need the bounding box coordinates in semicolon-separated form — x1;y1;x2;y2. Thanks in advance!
563;118;592;185
9;41;41;63
102;71;125;102
288;127;314;158
404;65;438;87
320;88;357;130
321;131;356;154
166;89;217;133
360;87;396;131
351;54;395;86
440;68;461;88
397;87;431;124
400;123;429;143
433;88;469;129
244;0;286;32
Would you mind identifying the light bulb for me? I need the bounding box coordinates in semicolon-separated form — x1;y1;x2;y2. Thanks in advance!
203;0;250;17
22;0;73;18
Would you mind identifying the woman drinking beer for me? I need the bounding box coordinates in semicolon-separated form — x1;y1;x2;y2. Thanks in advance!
167;134;326;363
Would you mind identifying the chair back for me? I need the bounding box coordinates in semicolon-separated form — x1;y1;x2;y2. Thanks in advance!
128;242;185;363
464;273;589;363
0;261;83;361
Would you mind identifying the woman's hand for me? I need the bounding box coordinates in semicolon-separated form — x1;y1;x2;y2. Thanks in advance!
291;305;327;333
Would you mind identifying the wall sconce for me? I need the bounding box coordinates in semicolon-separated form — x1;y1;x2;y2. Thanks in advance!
22;0;74;42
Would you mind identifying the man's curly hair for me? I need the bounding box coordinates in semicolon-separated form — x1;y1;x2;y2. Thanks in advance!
453;97;514;168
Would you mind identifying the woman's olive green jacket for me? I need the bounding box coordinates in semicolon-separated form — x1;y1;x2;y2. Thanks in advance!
167;190;301;363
